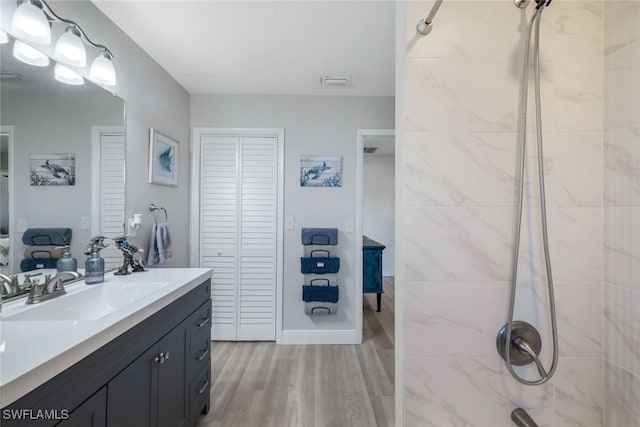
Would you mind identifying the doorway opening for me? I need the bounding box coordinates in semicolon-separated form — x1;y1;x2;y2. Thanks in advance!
357;129;396;320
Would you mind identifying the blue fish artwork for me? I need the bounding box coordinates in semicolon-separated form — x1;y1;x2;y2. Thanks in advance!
300;156;342;187
158;146;173;173
30;154;76;186
305;161;331;179
41;160;67;178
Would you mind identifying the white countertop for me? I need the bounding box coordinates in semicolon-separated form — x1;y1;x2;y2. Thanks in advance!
0;268;212;407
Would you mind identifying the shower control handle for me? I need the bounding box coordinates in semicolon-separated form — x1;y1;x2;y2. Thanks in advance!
496;321;543;368
513;337;548;378
512;408;538;427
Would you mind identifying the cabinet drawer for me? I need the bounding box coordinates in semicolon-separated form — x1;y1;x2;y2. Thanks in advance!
189;366;210;423
189;302;211;344
189;334;210;381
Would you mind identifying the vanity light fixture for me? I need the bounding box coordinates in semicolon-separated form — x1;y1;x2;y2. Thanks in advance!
8;0;116;86
89;50;116;86
10;0;51;45
13;39;49;67
54;63;84;85
54;26;86;67
0;30;9;45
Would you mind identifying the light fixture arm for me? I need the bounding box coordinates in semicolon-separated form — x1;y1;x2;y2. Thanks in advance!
27;0;114;58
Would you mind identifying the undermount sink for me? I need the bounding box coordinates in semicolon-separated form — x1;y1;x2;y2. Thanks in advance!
3;282;170;321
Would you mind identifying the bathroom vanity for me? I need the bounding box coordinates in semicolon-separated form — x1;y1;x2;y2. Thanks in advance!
0;268;212;427
362;236;385;312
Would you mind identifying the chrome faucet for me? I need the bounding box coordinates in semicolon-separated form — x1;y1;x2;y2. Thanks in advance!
0;273;19;296
0;274;8;314
26;271;82;305
0;273;20;314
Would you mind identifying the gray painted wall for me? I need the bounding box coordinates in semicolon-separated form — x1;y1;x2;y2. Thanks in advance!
191;94;394;334
49;0;191;268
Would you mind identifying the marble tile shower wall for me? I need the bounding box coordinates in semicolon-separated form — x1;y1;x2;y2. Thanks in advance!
603;2;640;426
402;2;603;426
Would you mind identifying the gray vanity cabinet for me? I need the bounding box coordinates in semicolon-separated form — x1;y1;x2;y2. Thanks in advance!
107;323;188;427
157;325;189;427
57;387;107;427
107;344;161;427
2;279;211;427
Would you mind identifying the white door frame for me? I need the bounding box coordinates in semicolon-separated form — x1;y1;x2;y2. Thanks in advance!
1;126;14;274
91;126;126;237
190;127;285;343
356;128;395;346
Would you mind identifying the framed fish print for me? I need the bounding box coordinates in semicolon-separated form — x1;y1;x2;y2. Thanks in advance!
148;128;179;187
300;155;343;187
29;153;76;186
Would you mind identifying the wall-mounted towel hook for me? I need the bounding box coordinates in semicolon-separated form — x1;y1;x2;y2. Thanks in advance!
149;203;168;224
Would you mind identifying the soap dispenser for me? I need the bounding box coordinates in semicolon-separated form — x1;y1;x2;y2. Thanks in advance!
56;245;77;273
84;236;108;284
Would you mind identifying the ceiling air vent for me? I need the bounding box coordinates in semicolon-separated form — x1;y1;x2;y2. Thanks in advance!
363;147;378;154
321;75;351;87
0;72;23;81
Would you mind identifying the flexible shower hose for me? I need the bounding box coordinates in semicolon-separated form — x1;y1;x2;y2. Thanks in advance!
504;2;559;386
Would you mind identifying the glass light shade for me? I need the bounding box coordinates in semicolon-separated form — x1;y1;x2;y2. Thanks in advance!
54;27;86;67
89;52;116;86
55;63;84;85
11;1;51;45
13;40;49;67
0;30;8;45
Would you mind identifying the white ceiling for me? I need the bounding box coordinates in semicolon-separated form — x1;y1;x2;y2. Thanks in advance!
92;1;396;96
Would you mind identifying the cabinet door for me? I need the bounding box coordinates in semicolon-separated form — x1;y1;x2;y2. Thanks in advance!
158;325;188;427
107;344;159;427
363;249;383;293
56;387;106;427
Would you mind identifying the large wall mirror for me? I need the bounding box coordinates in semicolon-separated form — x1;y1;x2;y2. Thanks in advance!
0;33;125;276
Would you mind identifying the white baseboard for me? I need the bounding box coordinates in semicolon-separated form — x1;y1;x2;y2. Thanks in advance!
279;329;361;345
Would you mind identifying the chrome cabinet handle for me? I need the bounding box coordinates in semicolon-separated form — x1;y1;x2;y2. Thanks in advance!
165;351;170;360
197;347;210;361
197;317;210;328
197;379;209;395
155;352;166;364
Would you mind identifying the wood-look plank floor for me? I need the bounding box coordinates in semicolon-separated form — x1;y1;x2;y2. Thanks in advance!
196;278;395;427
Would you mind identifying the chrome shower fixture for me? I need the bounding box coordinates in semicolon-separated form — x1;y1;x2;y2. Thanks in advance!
416;0;444;36
514;0;553;9
500;0;558;386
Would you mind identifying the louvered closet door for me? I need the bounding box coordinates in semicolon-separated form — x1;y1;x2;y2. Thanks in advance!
98;133;125;270
199;135;277;341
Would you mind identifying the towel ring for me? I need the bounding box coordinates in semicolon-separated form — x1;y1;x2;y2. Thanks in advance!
149;203;168;223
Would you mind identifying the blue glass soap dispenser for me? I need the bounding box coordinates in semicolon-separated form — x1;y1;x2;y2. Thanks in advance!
56;245;77;272
84;236;108;284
